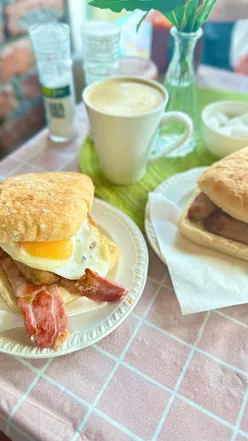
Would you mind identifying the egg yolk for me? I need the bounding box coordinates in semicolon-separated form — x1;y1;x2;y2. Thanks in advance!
21;239;73;260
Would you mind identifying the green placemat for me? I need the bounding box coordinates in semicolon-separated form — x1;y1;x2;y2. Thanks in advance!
79;88;248;230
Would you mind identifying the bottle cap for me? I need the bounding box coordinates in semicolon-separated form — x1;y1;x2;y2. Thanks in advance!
81;21;120;55
29;23;71;58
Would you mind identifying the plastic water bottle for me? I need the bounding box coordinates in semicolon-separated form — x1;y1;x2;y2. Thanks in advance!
29;23;76;143
82;21;121;86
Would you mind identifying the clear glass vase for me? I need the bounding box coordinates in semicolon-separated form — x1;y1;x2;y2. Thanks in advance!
163;26;203;157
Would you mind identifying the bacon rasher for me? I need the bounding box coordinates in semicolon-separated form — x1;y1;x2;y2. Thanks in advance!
61;268;128;302
1;257;69;350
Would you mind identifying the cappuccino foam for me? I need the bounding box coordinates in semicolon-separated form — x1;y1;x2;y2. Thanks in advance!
87;79;163;116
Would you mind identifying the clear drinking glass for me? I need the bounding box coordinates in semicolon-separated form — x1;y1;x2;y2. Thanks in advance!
163;26;203;157
81;21;121;86
29;23;76;142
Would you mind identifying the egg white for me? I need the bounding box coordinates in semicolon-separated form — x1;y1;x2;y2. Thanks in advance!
1;217;111;280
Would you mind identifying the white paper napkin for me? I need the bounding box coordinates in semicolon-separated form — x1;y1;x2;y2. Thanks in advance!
149;192;248;314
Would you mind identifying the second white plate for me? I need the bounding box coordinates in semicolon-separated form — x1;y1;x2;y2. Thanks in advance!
145;167;208;264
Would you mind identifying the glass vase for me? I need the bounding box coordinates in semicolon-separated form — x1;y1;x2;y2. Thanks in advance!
163;26;203;157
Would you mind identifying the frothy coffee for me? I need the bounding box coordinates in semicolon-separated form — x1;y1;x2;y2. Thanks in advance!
86;78;163;116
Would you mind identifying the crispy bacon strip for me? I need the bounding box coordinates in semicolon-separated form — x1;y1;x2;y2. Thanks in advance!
1;257;69;350
18;285;69;349
62;268;128;302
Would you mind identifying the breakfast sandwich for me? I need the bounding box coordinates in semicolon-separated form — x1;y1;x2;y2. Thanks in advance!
0;172;127;350
179;147;248;260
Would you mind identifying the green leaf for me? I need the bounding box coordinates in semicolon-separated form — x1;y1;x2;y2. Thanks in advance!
88;0;185;13
164;1;198;31
88;0;217;33
164;8;184;29
185;0;199;32
164;0;216;32
181;0;195;30
195;0;216;27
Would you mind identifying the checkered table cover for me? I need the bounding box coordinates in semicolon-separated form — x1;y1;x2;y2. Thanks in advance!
1;67;248;441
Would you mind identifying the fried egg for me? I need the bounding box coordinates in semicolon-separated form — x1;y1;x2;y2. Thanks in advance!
1;217;111;279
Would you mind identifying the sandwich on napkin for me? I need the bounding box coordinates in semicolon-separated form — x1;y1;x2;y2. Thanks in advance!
179;147;248;260
0;172;127;350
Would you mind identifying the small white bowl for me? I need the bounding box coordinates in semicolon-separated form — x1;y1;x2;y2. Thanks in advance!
202;100;248;158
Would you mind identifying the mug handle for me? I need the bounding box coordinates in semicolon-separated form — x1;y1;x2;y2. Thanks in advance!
149;111;193;162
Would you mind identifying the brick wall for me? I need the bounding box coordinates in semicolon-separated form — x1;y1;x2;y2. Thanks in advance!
0;0;65;159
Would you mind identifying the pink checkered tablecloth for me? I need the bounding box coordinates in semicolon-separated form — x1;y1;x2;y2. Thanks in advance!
1;67;248;441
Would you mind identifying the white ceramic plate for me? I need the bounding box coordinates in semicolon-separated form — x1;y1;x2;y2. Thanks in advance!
145;167;208;265
0;199;148;358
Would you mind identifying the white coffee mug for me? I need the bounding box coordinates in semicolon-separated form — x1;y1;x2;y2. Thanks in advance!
83;76;193;185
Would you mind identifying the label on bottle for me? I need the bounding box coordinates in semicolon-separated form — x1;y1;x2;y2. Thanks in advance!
42;84;75;139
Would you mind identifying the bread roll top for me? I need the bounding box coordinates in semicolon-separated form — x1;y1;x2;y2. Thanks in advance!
198;146;248;223
0;172;94;243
